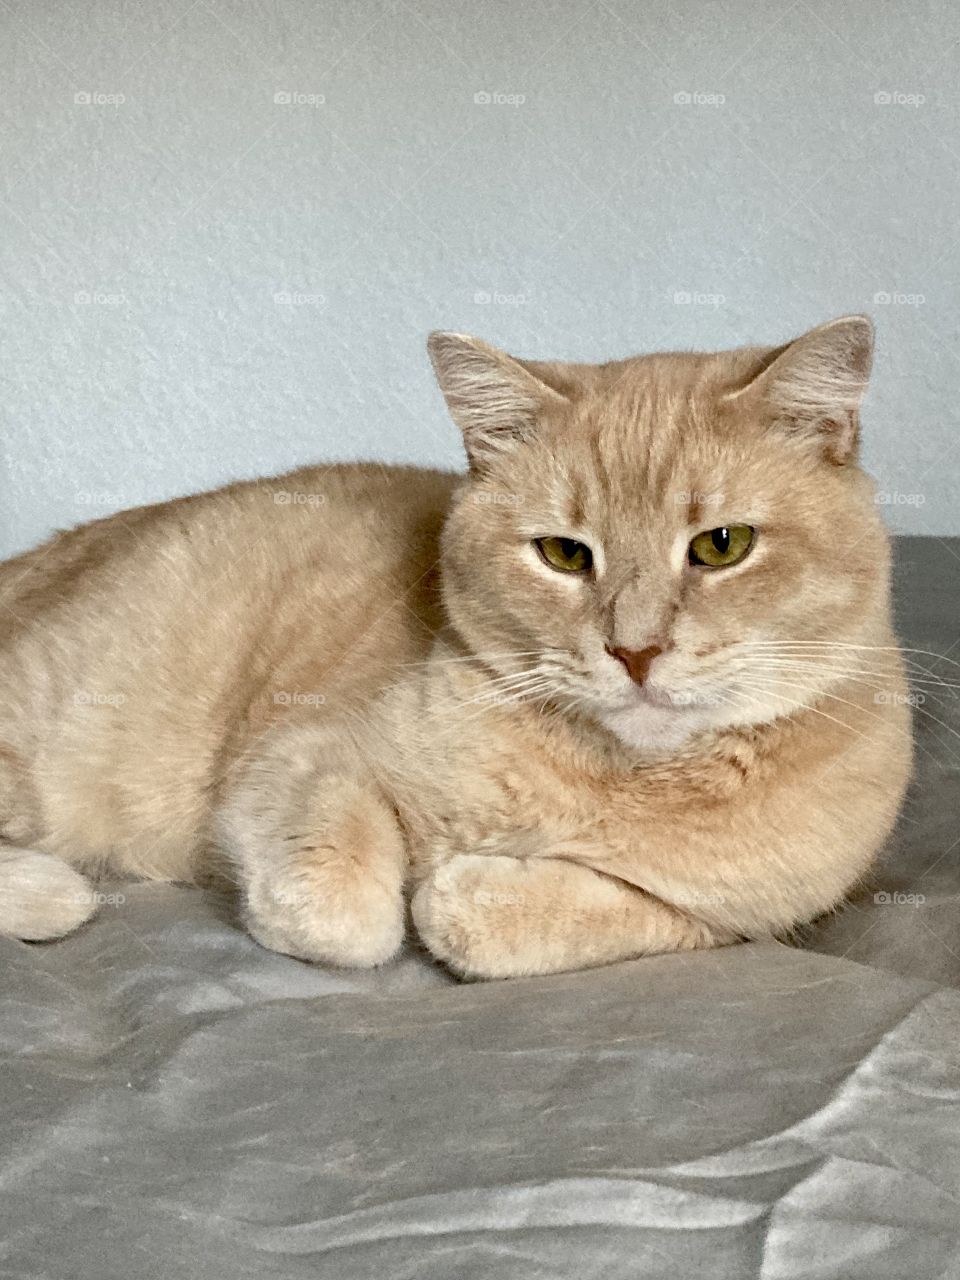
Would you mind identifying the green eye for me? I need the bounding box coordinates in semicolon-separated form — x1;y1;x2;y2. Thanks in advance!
688;525;754;568
535;536;593;574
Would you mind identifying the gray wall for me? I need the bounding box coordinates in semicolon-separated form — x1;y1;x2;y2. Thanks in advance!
1;0;957;555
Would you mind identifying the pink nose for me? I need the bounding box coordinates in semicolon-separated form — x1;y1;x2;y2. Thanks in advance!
607;644;663;686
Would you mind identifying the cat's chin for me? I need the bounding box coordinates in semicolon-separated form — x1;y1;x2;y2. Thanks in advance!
596;699;718;755
595;684;795;753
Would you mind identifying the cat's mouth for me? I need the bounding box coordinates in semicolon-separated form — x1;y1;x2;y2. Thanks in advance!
630;682;724;714
590;676;714;716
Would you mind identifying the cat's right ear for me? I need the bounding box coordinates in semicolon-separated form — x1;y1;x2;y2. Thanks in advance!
427;332;567;469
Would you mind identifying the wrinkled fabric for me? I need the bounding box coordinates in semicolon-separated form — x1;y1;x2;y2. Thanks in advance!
2;537;958;1279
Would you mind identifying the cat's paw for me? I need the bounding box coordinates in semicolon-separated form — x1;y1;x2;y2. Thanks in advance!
245;858;404;968
241;783;406;968
0;848;99;941
411;853;539;979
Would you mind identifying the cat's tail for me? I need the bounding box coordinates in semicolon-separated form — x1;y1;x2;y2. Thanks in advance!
0;847;98;940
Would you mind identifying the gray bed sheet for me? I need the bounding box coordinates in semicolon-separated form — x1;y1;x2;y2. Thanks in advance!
2;537;958;1280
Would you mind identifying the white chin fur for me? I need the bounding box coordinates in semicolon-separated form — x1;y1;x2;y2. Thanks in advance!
597;688;792;752
598;701;716;753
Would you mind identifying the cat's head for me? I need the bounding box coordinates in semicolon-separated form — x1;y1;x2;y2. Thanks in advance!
429;318;890;753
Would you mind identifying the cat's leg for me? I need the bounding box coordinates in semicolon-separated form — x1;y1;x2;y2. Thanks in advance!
0;846;99;941
0;745;96;940
412;853;735;979
217;723;406;968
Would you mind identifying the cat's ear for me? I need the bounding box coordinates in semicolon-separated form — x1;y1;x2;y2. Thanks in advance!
730;315;874;464
427;332;568;468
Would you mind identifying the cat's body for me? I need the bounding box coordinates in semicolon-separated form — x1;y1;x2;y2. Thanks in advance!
0;464;451;881
0;319;913;977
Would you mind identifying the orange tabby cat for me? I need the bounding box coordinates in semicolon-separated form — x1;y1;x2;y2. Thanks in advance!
0;317;912;977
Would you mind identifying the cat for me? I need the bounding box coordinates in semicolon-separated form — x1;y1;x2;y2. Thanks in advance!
0;315;912;978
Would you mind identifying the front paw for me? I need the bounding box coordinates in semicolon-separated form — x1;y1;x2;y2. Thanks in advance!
244;859;404;969
240;782;406;968
410;854;539;979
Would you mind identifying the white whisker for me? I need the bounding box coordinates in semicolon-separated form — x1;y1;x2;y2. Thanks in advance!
732;672;960;762
728;677;879;745
729;658;960;695
738;641;960;676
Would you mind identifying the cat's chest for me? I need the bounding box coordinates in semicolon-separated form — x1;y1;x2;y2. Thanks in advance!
399;702;691;869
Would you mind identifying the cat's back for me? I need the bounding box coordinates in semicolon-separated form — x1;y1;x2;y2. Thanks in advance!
0;463;455;626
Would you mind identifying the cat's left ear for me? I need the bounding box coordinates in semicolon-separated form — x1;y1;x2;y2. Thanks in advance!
427;332;568;469
730;315;874;464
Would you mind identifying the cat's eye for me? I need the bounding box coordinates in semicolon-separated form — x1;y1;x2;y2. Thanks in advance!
534;536;593;574
688;525;754;568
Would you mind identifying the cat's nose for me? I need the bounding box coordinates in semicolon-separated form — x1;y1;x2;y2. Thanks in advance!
606;644;663;686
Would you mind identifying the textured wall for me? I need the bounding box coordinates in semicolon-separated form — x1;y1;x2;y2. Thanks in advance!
1;0;957;555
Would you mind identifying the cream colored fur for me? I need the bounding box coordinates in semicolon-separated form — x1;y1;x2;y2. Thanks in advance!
0;317;912;978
